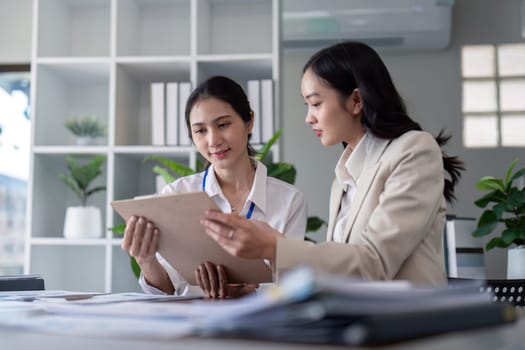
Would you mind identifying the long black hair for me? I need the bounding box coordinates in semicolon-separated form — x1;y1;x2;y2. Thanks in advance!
184;76;257;167
303;41;464;203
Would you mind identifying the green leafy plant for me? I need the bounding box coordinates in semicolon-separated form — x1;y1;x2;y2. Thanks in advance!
145;155;198;183
65;116;106;138
472;159;525;250
59;155;107;206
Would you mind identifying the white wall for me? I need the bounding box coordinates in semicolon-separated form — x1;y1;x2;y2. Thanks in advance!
281;0;525;253
0;0;32;63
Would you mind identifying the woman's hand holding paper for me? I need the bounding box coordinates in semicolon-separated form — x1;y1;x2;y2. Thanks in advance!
122;216;173;293
201;210;281;263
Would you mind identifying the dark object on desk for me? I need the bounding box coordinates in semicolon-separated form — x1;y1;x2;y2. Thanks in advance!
343;301;516;346
203;297;516;346
200;268;517;346
449;277;525;306
0;274;45;291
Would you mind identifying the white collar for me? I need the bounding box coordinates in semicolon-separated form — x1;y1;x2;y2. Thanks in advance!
335;133;368;188
204;159;268;214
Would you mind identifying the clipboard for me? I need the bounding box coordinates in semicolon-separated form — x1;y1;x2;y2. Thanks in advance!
111;192;272;285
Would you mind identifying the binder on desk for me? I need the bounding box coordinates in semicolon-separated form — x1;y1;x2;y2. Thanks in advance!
342;299;515;346
198;267;516;345
0;274;45;291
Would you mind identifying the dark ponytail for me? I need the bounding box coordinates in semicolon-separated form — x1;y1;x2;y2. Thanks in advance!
435;131;465;203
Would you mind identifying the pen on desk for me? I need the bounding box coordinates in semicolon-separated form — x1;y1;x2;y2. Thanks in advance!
21;293;107;302
63;294;102;301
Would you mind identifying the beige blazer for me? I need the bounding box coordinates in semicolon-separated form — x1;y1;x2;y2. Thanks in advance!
275;131;447;286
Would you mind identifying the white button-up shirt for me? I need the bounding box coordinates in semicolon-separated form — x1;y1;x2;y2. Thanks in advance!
140;159;307;296
332;133;375;243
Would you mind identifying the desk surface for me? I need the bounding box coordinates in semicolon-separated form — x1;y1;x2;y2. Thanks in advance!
2;317;524;350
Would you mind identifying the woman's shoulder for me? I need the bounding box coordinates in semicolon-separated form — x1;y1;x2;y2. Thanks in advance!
253;159;303;197
266;176;304;197
398;130;436;142
390;130;440;152
381;130;442;167
161;171;204;194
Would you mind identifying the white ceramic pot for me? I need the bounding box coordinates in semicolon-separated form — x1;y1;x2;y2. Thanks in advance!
63;206;102;239
507;245;525;279
75;137;97;146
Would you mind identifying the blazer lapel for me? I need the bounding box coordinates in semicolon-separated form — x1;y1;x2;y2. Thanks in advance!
326;179;344;242
341;137;391;243
341;163;381;242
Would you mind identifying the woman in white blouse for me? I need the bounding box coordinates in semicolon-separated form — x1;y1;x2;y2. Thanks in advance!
121;76;306;299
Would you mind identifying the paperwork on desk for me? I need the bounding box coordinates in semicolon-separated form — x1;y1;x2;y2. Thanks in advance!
0;292;204;339
0;289;275;339
0;267;517;345
196;267;517;345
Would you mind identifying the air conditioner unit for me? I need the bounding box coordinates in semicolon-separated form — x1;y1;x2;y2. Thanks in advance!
282;0;454;51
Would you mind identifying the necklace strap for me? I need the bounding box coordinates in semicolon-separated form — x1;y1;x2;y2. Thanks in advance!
202;168;255;220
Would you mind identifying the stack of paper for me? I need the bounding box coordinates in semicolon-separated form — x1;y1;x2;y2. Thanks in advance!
197;267;517;346
0;269;517;344
0;291;203;339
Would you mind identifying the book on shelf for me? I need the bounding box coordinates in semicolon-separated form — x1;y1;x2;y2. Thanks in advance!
247;80;262;144
150;82;165;146
178;82;192;146
260;79;274;142
165;82;179;146
197;267;516;346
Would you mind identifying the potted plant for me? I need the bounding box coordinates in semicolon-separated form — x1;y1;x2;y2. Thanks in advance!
60;155;107;239
472;159;525;279
64;115;106;146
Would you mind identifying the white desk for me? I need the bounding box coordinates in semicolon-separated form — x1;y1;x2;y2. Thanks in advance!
1;318;524;350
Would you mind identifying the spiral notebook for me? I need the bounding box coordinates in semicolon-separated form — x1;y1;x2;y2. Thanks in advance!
111;192;272;285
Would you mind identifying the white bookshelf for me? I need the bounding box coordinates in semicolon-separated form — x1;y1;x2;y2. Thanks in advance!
25;0;281;293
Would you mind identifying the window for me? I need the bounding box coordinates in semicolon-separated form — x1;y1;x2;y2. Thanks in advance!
461;44;525;148
0;65;30;274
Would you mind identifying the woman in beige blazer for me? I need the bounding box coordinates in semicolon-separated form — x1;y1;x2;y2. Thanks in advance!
201;41;464;289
